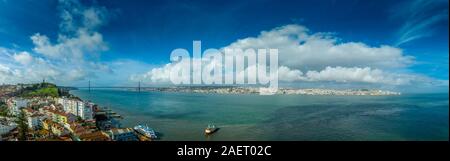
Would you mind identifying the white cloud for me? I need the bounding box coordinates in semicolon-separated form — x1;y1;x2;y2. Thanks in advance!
31;0;109;62
278;66;303;82
255;66;417;85
225;24;414;70
306;66;411;85
0;64;13;76
392;0;449;46
278;65;449;87
0;0;111;85
131;64;173;83
67;68;88;81
305;66;390;84
134;24;446;89
12;51;33;65
58;0;109;33
31;30;108;60
31;0;109;61
130;60;190;84
0;64;13;84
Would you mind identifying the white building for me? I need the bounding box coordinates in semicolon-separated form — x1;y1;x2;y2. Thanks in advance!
83;102;94;120
57;98;93;120
57;98;77;114
76;101;84;118
27;114;46;130
6;98;30;116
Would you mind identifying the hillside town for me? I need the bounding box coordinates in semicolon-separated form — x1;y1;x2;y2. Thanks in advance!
0;83;151;141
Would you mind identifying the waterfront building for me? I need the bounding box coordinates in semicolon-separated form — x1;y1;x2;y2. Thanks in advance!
57;98;78;116
56;98;94;120
79;131;111;141
76;100;84;118
109;128;138;141
83;102;94;120
68;122;91;137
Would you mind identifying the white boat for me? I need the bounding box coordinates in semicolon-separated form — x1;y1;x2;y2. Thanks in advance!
134;124;157;139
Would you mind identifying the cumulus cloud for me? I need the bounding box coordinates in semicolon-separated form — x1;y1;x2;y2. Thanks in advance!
31;30;108;60
31;0;109;61
131;60;403;86
130;60;192;84
12;51;33;65
0;0;111;85
279;66;447;89
305;67;397;84
278;66;413;85
131;64;173;83
133;24;446;89
225;24;414;70
277;66;303;82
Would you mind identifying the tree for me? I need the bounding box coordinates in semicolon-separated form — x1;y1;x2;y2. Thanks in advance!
16;110;29;141
19;83;59;98
77;116;83;122
0;101;9;117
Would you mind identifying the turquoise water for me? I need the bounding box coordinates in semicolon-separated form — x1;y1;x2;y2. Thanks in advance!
70;89;449;141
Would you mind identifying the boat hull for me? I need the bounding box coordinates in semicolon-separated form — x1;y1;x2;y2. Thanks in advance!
205;128;219;135
134;125;157;139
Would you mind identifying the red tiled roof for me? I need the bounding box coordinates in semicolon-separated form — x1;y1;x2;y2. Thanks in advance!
79;131;111;141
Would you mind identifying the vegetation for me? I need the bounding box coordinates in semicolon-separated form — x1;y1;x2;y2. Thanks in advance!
23;87;59;98
77;116;83;122
16;110;29;141
20;83;59;98
0;101;9;117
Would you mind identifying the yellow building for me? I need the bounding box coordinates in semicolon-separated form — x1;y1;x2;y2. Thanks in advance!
41;119;66;136
56;113;68;124
42;119;51;130
50;123;65;136
46;109;69;125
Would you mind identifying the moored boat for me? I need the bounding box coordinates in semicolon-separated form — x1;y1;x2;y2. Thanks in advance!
134;124;157;139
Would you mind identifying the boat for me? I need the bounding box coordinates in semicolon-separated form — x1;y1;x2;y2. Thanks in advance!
134;124;157;139
205;124;219;135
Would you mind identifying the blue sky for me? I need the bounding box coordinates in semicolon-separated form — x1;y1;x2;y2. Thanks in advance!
0;0;448;92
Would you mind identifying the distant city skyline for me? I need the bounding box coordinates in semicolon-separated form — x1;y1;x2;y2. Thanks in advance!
0;0;448;93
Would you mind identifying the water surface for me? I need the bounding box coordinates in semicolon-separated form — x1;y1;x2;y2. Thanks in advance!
70;89;449;141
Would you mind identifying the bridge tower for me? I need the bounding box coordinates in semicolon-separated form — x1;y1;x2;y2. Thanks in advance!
138;81;141;92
